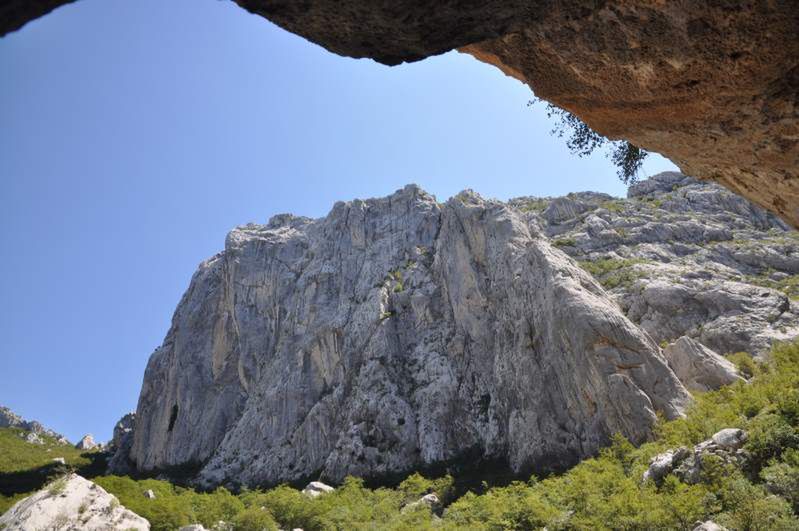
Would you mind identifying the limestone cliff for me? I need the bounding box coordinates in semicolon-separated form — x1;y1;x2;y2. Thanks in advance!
124;184;691;488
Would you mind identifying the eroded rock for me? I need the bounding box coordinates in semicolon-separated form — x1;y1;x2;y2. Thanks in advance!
0;473;149;530
129;185;689;488
75;434;97;451
302;482;335;498
663;337;743;392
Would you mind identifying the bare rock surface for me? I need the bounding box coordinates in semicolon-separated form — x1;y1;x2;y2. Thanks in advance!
510;172;799;358
663;337;743;392
238;1;799;227
0;473;149;530
644;429;749;486
129;184;689;488
0;405;69;443
3;3;797;227
302;482;335;498
107;412;136;474
75;434;97;450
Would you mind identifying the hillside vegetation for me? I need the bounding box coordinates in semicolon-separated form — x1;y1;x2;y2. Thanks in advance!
3;340;799;530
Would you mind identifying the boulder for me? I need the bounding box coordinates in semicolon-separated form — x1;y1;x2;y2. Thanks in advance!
52;457;66;465
24;432;44;445
0;473;149;530
301;482;335;498
401;493;441;513
711;428;747;450
663;337;744;392
143;489;156;499
693;521;728;531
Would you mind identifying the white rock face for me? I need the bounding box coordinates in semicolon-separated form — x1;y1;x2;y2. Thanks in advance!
663;337;743;392
75;434;97;450
511;172;799;357
128;185;689;487
401;493;440;513
0;474;149;530
0;405;67;441
693;520;728;531
302;481;335;498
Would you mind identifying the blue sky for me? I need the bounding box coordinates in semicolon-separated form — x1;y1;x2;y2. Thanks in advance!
0;0;678;443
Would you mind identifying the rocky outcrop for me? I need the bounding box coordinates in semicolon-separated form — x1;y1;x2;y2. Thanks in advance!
107;413;136;474
4;3;797;227
0;405;68;443
511;172;799;358
663;337;743;392
302;482;334;498
643;428;748;486
129;185;689;488
75;434;97;451
0;473;149;530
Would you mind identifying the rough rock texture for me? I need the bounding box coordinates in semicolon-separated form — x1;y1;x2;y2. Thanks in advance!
0;473;149;530
75;434;97;450
107;412;136;474
663;337;743;392
302;482;335;498
694;521;728;531
644;428;749;486
4;2;797;227
236;1;799;228
0;405;68;443
129;185;689;488
510;172;799;357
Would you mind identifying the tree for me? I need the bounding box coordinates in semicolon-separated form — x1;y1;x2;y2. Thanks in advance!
529;99;649;184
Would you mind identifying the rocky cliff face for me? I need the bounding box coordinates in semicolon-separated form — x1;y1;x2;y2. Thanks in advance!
510;172;799;357
124;183;693;488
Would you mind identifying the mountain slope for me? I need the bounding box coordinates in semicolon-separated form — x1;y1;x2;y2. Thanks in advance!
124;184;690;488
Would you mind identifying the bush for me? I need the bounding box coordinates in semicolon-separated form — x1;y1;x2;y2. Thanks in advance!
231;506;279;531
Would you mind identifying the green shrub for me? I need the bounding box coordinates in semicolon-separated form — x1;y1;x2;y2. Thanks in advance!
231;506;279;531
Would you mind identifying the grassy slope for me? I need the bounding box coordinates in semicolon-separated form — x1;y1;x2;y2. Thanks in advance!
3;341;799;530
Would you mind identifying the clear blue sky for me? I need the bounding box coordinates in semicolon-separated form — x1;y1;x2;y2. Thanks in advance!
0;0;678;443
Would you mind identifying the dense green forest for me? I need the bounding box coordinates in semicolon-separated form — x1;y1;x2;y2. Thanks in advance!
2;340;799;530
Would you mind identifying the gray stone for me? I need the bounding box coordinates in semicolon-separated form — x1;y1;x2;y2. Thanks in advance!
401;493;441;513
24;432;44;445
178;526;207;531
663;337;743;392
301;482;335;498
75;434;97;451
711;428;747;450
107;413;136;475
693;521;728;531
128;185;689;488
0;473;149;530
512;172;798;358
143;489;156;499
0;406;67;441
52;457;66;465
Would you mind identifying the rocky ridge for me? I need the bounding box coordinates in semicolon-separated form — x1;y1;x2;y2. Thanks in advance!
111;173;799;489
121;181;693;488
509;172;799;358
0;406;69;445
